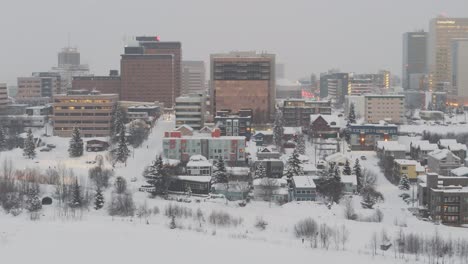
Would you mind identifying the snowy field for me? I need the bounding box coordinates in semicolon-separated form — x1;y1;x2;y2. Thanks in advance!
1;117;468;263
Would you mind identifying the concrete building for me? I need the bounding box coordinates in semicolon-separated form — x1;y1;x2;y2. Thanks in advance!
58;47;81;67
364;94;405;124
72;71;121;98
348;123;398;150
16;77;42;99
214;109;252;139
0;83;8;112
182;61;206;95
418;173;468;225
52;47;90;90
451;39;468;106
162;129;246;165
211;51;275;124
403;31;427;90
121;37;181;107
428;17;468;92
348;76;375;96
320;72;349;103
175;93;205;130
282;99;331;127
52;90;118;137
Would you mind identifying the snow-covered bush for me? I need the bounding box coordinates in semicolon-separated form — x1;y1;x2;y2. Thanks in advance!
254;217;268;230
294;218;318;239
164;203;193;218
208;210;243;227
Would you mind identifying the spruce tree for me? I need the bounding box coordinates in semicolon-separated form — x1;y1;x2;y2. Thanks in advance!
254;162;267;179
343;159;352;176
94;187;104;210
23;129;36;159
71;178;83;208
110;103;127;142
295;133;306;155
211;156;228;184
143;155;171;195
348;103;356;124
114;127;130;165
0;127;6;151
68;127;84;157
353;159;363;192
273;110;284;149
399;175;411;190
284;149;304;183
26;185;42;212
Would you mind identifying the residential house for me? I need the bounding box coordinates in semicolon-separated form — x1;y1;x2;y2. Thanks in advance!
257;147;281;160
342;175;358;193
175;125;195;136
418;173;468;225
393;159;425;181
253;177;289;203
448;143;467;161
376;141;406;160
291;176;317;201
186;155;212;176
169;175;211;195
427;149;462;175
309;114;341;139
254;159;284;178
211;181;250;201
410;140;439;164
438;139;459;149
450;167;468;177
252;130;274;146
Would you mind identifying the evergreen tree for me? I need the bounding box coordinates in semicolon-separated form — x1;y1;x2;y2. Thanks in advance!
273;110;284;149
254;162;267;179
23;129;36;159
25;185;42;212
399;175;411;190
71;178;83;208
348;103;356;124
353;159;363;192
284;149;303;183
170;215;176;229
343;160;352;176
295;133;306;155
94;187;104;210
0;127;6;151
114;127;130;165
211;156;228;184
68;127;84;157
315;167;344;203
110;103;127;141
143;155;171;195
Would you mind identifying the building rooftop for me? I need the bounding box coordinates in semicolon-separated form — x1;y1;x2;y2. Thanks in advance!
310;114;341;128
450;167;468;176
187;155;212;167
428;149;461;161
293;176;316;188
376;141;406;151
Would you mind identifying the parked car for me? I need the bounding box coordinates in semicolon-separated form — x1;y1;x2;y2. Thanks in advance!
46;144;56;148
360;155;367;160
40;147;51;152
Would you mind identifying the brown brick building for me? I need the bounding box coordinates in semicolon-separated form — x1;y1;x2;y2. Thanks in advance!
121;37;181;107
210;51;275;124
52;90;118;137
72;73;121;98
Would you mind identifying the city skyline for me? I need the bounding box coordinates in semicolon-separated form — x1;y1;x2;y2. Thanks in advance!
1;0;467;85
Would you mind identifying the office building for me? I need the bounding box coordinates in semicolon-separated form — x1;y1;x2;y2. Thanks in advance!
214;109;253;139
121;37;181;107
427;17;468;92
451;39;468;105
364;94;405;124
182;61;206;95
175;93;205;130
16;77;41;99
211;51;275;124
319;72;349;104
163;129;246;165
73;71;121;98
282;99;331;127
52;47;90;90
403;31;427;90
348;76;375;96
52;90;118;137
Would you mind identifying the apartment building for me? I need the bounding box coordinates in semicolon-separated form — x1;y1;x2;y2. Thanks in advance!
427;149;462;175
52;90;118;137
214;109;252;139
393;159;425;181
364;94;405;124
282;99;332;127
0;83;8;112
175;93;205;130
418;173;468;225
162;129;246;165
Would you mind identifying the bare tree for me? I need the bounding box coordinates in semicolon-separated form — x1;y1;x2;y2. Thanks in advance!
342;197;357;220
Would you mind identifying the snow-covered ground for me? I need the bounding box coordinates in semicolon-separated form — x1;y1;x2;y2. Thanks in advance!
2;117;468;263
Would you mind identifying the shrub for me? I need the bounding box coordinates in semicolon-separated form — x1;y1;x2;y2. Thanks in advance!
254;217;268;230
294;218;318;239
208;210;243;227
164;203;192;218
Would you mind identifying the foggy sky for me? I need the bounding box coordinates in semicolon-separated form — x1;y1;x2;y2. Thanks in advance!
1;0;467;85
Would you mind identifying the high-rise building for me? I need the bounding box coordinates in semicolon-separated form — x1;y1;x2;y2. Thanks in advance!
211;51;275;124
319;72;348;103
52;47;90;90
72;71;121;98
17;77;42;99
451;39;468;104
121;37;182;107
58;47;80;67
0;83;8;112
427;17;468;92
175;93;205;130
182;61;206;95
52;90;118;137
364;94;405;124
403;31;427;90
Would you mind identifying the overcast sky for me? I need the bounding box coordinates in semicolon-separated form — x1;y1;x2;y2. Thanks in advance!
1;0;467;85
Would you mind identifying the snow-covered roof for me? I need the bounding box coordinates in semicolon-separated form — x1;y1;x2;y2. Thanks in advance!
439;139;458;148
416;164;426;173
176;124;194;131
212;181;249;191
394;159;421;166
187;155;212;167
324;153;347;163
293;176;316;188
310;114;341;128
450;167;468;177
283;127;302;135
298;154;310;163
253;177;287;187
341;175;357;185
448;143;467;152
227;167;250;176
175;175;211;183
301;163;318;172
428;149;461;161
376;141;406;151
